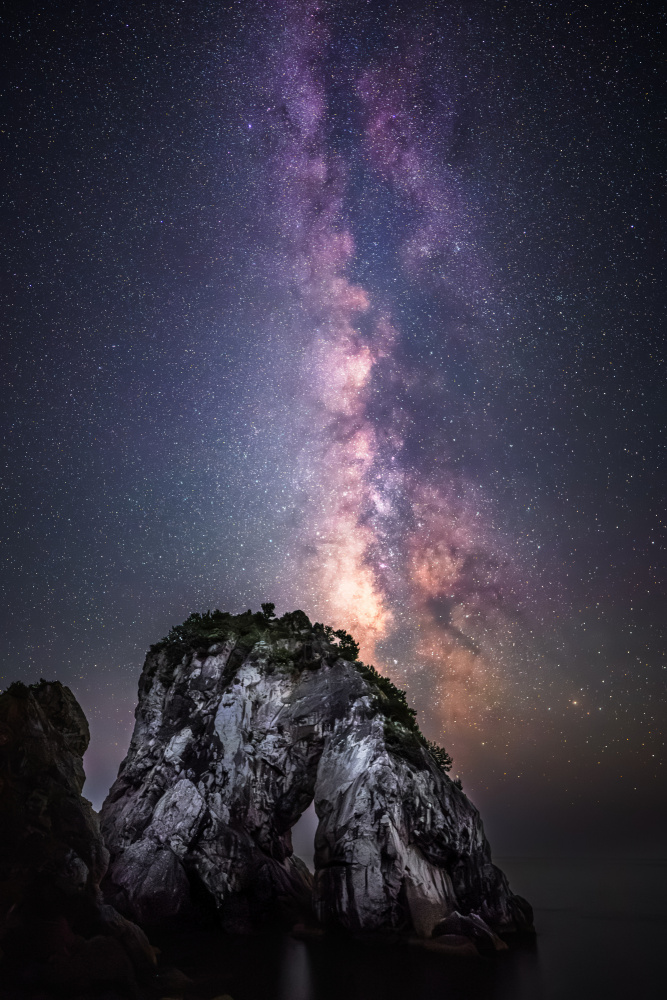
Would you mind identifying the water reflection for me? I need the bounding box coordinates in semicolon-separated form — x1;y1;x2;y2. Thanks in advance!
278;934;542;1000
279;938;313;1000
152;859;665;1000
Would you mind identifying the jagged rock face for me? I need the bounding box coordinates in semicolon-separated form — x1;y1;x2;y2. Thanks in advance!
101;629;532;939
0;680;156;995
0;680;107;899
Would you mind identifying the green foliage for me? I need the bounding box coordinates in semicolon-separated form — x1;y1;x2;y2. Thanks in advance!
354;663;452;774
354;662;417;730
150;608;268;664
313;623;360;661
333;629;360;661
236;626;265;650
278;609;312;632
6;680;30;699
152;606;314;663
382;719;453;775
384;720;428;771
424;740;453;774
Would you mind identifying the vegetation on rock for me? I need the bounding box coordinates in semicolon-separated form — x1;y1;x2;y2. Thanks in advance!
151;605;453;774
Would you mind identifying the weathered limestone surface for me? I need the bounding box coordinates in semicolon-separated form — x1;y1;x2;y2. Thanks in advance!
101;626;533;942
0;680;156;996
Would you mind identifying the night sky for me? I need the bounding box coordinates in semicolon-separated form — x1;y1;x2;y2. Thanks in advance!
2;0;665;857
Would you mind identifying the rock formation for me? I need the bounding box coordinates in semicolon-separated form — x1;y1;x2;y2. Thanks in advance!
0;680;156;997
100;607;533;945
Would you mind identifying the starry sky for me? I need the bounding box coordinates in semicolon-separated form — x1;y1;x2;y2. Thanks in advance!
2;0;665;856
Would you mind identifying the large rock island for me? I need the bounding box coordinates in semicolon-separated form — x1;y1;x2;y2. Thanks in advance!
101;607;532;945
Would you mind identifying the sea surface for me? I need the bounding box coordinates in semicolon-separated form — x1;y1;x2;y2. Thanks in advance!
158;858;666;1000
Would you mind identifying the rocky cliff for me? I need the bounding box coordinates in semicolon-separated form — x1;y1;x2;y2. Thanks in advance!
0;680;156;997
101;608;532;944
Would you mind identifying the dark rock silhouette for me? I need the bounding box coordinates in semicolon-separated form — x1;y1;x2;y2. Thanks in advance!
100;609;533;945
0;680;156;997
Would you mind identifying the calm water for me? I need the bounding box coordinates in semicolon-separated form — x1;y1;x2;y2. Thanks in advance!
158;858;667;1000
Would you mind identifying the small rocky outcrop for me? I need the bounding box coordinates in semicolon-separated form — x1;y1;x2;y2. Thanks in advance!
101;607;533;947
0;680;156;997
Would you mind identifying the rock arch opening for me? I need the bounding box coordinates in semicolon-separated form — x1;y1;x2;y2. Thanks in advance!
290;801;318;873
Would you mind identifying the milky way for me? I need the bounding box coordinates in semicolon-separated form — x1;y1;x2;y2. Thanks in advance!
243;2;539;753
2;0;664;854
